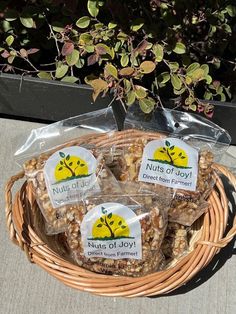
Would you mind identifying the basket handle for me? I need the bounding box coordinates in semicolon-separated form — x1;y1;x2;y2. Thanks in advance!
197;164;236;248
5;171;25;248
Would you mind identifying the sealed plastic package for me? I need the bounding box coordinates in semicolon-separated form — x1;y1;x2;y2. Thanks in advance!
15;108;119;234
108;107;231;226
65;182;169;277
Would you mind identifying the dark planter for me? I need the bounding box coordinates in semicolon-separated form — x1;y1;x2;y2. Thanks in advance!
0;73;124;128
0;73;235;144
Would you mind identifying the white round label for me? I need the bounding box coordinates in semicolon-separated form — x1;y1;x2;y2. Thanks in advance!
81;202;142;260
44;146;98;208
138;138;199;191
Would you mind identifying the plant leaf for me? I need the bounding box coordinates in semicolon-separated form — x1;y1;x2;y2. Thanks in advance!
108;21;117;29
226;5;236;17
168;62;179;72
100;217;104;222
165;141;170;147
86;78;108;102
173;42;186;54
119;67;135;77
87;0;99;17
171;74;182;90
20;17;34;28
59;152;65;158
153;44;164;62
96;224;103;228
120;54;129;67
66;49;80;66
109;221;114;225
200;64;209;76
58;167;63;171
135;86;147;99
37;71;52;80
126;90;136;106
55;62;68;79
139;61;156;74
189;68;205;82
76;16;91;28
130;18;144;32
186;63;200;75
61;76;79;83
61;42;74;56
27;48;40;55
105;63;118;79
19;48;28;58
159;72;170;84
96;43;111;56
139;98;155;113
6;35;14;46
108;213;112;219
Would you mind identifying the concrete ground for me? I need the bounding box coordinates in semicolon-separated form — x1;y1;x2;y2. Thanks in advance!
0;118;236;314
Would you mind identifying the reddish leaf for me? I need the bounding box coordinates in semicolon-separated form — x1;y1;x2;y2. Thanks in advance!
61;42;74;56
134;40;149;54
87;53;98;66
1;50;10;58
4;65;13;72
27;48;40;55
20;48;28;58
95;45;108;55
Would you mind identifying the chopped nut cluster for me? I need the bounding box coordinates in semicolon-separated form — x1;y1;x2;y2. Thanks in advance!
161;222;189;259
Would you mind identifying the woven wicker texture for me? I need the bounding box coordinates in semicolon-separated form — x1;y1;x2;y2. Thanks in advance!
5;130;236;297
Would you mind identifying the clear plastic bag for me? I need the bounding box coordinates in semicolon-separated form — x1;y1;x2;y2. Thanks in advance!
117;107;231;226
14;108;119;234
66;183;168;277
161;222;189;260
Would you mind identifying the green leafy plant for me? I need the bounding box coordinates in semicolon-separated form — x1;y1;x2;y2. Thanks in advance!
1;0;236;117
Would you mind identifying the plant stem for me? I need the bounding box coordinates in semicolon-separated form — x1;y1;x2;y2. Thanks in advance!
104;216;114;238
63;160;75;177
166;148;174;165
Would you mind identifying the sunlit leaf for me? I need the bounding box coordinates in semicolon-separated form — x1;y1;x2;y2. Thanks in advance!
139;61;156;74
173;42;186;54
20;17;34;28
139;97;155;113
153;44;164;62
171;74;182;90
37;71;52;80
6;35;14;46
76;16;91;28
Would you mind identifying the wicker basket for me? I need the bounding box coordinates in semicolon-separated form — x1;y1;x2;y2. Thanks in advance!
5;130;236;297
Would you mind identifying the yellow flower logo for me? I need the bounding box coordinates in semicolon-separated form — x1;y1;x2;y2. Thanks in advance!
54;151;90;182
150;140;189;168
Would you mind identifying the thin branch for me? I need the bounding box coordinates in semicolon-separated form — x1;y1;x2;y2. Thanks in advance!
0;64;38;74
44;14;61;58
